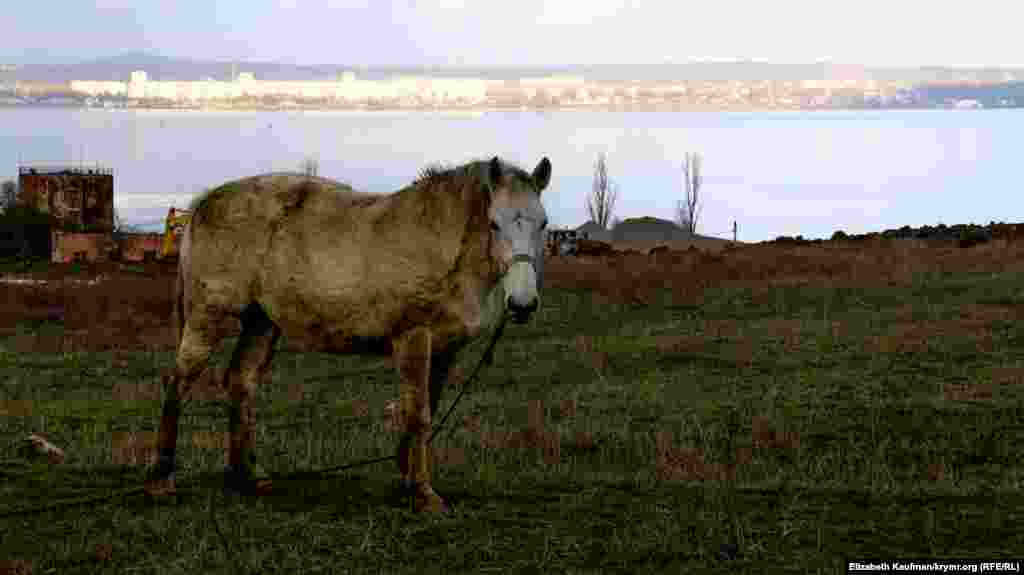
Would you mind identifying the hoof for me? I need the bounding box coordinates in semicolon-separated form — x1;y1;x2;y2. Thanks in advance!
144;457;177;498
416;493;449;514
403;481;449;513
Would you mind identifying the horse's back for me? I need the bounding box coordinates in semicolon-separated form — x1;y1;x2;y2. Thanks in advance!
182;173;373;316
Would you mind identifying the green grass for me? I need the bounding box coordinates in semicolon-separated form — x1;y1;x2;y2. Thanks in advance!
0;256;51;274
3;270;1024;573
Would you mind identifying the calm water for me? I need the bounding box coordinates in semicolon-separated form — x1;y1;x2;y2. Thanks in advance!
2;107;1019;242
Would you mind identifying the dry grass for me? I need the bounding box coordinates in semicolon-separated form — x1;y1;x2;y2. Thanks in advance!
546;235;1024;308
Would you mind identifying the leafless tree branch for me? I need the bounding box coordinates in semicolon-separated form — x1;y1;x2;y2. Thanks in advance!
587;153;619;229
676;152;702;236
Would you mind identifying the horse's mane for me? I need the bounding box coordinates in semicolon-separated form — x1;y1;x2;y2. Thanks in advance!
413;158;535;190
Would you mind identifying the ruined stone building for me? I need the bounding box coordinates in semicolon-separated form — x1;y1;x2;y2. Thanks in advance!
17;165;114;233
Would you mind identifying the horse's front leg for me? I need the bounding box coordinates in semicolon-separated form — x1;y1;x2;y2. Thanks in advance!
393;327;448;513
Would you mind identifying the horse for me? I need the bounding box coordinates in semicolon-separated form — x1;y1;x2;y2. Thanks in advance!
144;156;551;513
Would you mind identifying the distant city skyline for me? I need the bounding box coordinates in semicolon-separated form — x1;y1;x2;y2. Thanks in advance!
2;1;1022;69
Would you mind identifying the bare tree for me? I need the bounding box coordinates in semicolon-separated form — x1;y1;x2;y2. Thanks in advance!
1;180;16;213
676;152;702;236
587;153;618;229
299;156;319;177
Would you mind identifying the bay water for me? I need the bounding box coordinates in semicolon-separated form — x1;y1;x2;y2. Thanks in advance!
2;107;1018;242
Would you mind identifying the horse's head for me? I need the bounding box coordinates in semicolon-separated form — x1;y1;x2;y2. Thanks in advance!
485;156;550;324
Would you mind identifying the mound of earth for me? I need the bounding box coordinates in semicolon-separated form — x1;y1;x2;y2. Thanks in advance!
575;239;617;257
770;222;1024;249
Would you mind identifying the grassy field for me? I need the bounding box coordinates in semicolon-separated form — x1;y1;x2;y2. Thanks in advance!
2;236;1024;574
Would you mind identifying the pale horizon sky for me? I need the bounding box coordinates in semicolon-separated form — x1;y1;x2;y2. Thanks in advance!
3;1;1023;69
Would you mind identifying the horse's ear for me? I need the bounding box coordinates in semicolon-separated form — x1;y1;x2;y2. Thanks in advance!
532;157;551;193
488;157;502;188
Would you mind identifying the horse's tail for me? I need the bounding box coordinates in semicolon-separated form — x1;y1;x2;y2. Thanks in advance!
175;220;191;352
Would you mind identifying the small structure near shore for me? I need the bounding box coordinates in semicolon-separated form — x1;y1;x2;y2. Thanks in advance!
51;230;163;263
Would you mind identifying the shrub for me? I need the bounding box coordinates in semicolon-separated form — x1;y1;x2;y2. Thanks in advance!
958;228;991;249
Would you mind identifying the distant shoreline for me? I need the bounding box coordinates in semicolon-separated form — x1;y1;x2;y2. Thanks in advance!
0;103;1016;114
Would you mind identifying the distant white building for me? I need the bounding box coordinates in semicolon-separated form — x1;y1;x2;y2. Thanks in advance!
69;69;502;105
69;80;128;97
127;70;148;99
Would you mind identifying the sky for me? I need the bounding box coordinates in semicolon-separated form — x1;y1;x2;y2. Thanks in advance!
2;0;1023;69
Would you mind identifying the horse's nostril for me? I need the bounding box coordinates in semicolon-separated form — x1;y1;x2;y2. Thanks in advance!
507;296;538;314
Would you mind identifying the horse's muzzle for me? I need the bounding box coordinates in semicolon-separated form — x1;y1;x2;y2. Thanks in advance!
507;296;538;324
504;254;540;324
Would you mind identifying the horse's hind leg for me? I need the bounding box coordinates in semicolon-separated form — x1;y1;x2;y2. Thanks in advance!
144;311;221;498
223;303;281;496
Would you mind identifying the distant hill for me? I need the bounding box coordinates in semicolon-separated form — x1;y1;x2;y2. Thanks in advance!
610;216;693;243
6;52;1024;83
7;52;356;82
